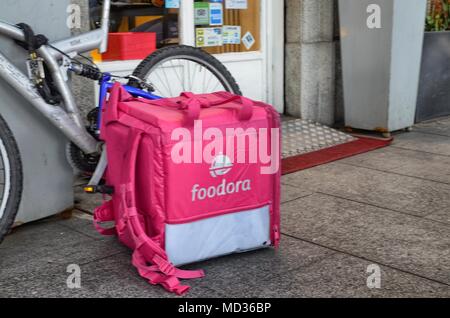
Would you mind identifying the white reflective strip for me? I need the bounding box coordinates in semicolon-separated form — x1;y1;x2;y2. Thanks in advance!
165;206;271;266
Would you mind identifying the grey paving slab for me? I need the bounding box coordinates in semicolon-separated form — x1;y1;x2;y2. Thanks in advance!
231;253;450;298
283;162;450;217
339;147;404;172
281;184;313;203
183;236;335;296
281;193;450;285
0;217;125;283
55;210;115;241
0;218;85;252
426;210;450;225
393;132;450;157
0;268;106;298
340;146;450;185
414;117;450;137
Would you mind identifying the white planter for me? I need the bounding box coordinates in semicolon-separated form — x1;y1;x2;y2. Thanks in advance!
339;0;427;133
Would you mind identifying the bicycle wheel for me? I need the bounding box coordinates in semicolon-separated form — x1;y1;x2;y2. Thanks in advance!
128;45;241;97
0;114;22;244
0;115;23;243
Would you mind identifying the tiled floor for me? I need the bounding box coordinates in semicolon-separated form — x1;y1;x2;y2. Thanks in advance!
1;118;450;298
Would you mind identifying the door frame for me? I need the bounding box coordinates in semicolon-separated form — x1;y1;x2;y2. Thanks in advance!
180;0;284;113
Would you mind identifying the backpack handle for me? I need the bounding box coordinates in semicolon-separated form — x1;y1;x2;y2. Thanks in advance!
178;92;254;126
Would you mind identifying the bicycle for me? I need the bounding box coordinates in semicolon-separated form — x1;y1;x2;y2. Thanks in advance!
0;0;241;243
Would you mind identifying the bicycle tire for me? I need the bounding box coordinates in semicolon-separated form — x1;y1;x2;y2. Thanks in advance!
128;45;242;96
0;114;23;244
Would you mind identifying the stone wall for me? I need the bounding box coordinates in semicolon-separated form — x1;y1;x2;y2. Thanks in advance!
334;0;344;124
285;0;338;126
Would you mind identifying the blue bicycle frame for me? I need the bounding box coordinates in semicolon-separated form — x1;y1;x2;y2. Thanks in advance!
96;73;163;130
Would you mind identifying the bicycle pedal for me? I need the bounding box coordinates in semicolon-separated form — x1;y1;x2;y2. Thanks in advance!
83;185;114;195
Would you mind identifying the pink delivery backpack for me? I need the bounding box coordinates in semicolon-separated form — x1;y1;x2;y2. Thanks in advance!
93;83;281;295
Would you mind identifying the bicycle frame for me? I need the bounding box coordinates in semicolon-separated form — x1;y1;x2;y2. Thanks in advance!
0;0;113;155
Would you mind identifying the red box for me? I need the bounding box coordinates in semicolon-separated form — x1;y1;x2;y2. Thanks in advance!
102;32;157;61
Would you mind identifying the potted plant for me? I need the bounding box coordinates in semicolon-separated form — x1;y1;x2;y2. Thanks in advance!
425;0;449;31
416;0;450;122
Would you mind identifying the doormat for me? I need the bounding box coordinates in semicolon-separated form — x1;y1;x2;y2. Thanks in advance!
281;119;393;175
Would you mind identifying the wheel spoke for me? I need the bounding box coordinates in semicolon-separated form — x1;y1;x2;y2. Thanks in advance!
202;66;208;94
170;60;185;92
151;69;171;97
187;60;192;92
205;71;214;92
211;80;222;92
162;64;176;97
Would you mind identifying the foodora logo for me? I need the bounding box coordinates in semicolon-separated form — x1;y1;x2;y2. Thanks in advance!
210;154;233;178
171;120;280;175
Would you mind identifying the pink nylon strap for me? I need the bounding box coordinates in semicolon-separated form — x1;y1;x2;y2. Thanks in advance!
178;91;253;125
152;254;205;279
178;98;202;127
101;83;134;140
211;92;254;121
132;250;187;295
131;250;198;296
235;96;253;121
93;201;116;236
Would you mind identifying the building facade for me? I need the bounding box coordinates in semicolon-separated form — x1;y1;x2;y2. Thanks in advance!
72;0;342;126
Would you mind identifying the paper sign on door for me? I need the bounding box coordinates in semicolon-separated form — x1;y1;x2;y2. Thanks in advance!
165;0;180;9
223;26;241;45
194;2;210;25
242;31;255;50
209;3;224;26
225;0;248;9
196;28;223;47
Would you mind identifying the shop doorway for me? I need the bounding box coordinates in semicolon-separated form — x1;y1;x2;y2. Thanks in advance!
95;0;284;113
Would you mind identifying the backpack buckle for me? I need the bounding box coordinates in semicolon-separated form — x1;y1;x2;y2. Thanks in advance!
153;255;176;276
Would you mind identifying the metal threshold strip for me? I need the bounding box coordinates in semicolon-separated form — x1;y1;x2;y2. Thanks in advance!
282;119;357;159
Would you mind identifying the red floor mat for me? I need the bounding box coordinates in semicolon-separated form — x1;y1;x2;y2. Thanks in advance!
282;136;393;175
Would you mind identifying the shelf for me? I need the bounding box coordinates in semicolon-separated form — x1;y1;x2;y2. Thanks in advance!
110;3;166;17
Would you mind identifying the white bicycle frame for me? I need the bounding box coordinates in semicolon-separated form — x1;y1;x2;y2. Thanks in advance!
0;0;112;156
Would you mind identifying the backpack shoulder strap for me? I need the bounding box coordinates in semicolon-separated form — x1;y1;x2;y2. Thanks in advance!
120;129;204;296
